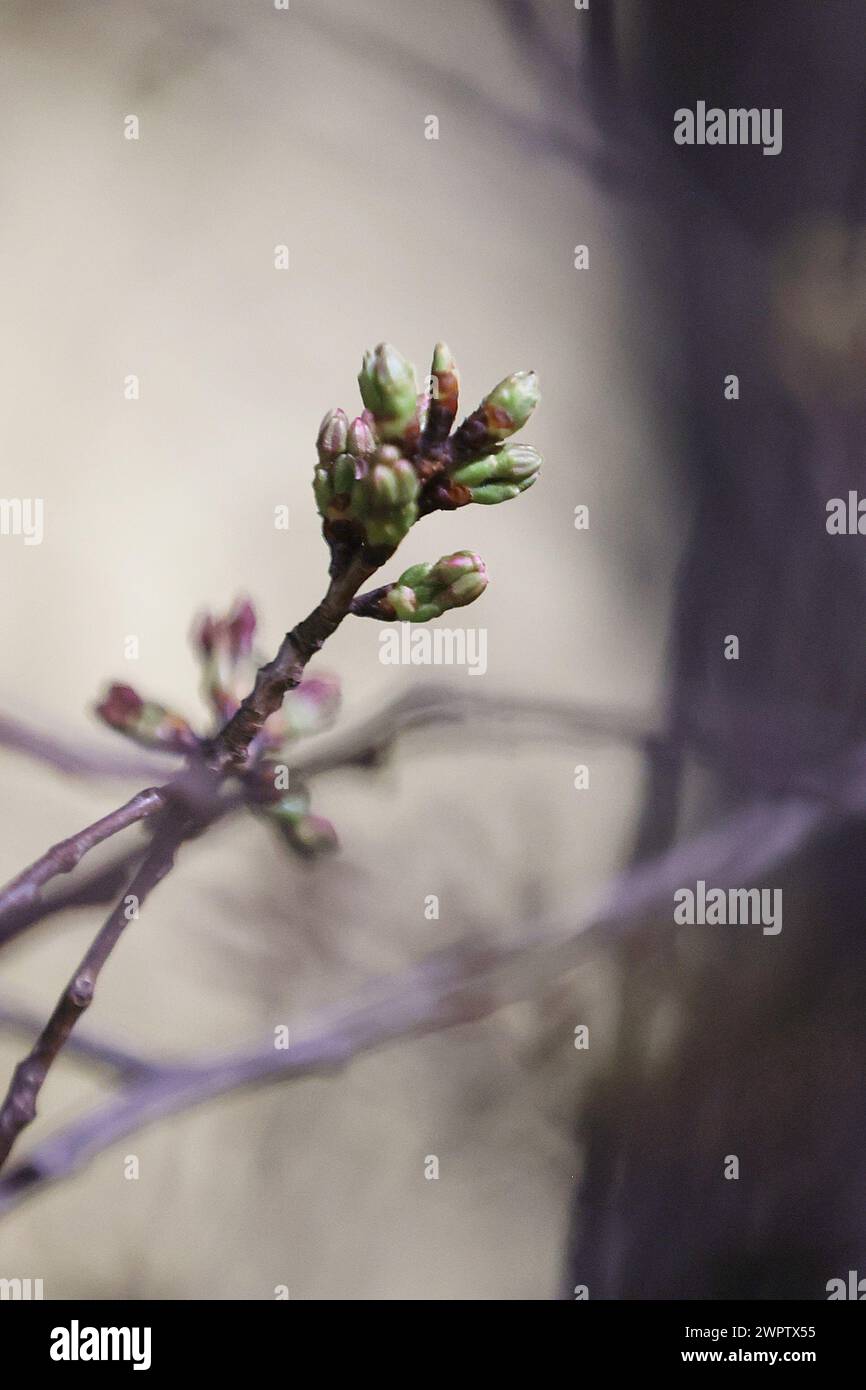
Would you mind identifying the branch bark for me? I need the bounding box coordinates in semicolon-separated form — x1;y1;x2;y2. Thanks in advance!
214;554;378;768
0;788;166;927
0;1001;158;1078
0;810;190;1168
0;848;143;950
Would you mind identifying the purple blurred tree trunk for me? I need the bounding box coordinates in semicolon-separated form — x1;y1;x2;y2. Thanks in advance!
563;0;866;1298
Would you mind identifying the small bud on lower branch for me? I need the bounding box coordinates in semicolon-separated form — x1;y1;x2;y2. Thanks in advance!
351;550;488;622
258;788;339;859
226;598;257;659
192;598;260;720
96;684;198;753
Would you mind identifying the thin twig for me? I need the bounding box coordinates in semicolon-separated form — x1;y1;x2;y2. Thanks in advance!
0;848;142;950
0;764;250;946
0;711;172;781
0;810;191;1168
214;554;378;767
292;685;659;778
0;1001;157;1079
0;788;166;925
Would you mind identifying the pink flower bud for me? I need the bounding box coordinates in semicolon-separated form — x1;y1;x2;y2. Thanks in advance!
227;598;257;659
96;683;144;729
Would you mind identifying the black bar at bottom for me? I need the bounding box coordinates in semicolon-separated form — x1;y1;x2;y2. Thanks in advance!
2;1297;861;1373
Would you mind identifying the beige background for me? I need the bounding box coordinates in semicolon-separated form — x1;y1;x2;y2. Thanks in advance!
0;0;678;1297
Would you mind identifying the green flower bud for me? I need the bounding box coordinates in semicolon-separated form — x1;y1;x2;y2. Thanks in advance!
265;793;339;859
358;343;418;442
316;408;348;464
332;452;357;494
451;443;541;503
290;812;339;857
313;465;332;517
349;449;419;548
313;452;362;521
482;370;540;437
450;369;540;459
353;550;488;622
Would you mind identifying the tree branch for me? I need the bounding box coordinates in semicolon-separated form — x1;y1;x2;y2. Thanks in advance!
0;810;190;1169
0;848;143;950
0;1001;158;1079
0;711;173;781
0;549;388;1169
0;787;830;1216
292;685;659;778
214;554;379;768
0;788;166;927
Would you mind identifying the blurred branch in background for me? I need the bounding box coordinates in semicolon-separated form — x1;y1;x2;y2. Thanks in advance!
0;725;842;1218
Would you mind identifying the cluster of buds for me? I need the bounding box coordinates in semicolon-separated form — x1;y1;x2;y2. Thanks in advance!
314;405;419;553
94;598;341;859
95;342;542;863
192;597;257;722
352;551;488;623
315;339;541;617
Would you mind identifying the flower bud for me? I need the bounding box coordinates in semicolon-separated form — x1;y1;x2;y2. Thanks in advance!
451;369;540;459
316;408;349;464
193;613;217;659
192;598;259;721
450;443;541;503
97;682;144;727
96;683;198;753
347;414;377;459
358;343;419;442
313;465;332;518
313;452;360;520
283;673;342;737
353;550;488;622
421;341;460;448
288;812;339;857
264;792;339;858
226;597;256;659
483;371;540;435
349;449;419;549
391;551;487;620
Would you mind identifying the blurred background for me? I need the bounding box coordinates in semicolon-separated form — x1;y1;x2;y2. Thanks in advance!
0;0;864;1299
